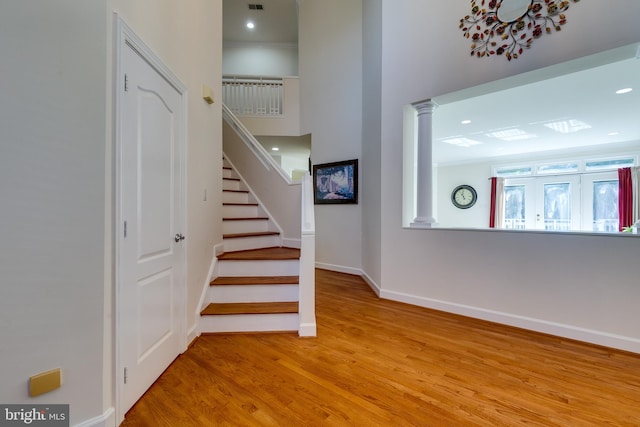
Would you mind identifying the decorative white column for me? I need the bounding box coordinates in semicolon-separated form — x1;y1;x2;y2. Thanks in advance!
410;99;438;228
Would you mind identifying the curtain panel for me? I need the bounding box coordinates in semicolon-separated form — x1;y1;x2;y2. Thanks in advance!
489;177;505;228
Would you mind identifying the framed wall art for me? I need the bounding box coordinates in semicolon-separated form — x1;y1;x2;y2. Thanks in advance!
313;159;358;205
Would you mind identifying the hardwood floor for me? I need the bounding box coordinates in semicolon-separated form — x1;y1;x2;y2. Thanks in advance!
121;269;640;426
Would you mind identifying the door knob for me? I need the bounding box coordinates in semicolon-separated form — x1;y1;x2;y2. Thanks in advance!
174;233;185;242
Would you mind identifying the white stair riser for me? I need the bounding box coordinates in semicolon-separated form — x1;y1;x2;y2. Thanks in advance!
223;234;281;252
223;168;234;179
217;259;299;277
200;313;299;333
207;284;299;304
223;191;250;204
223;219;270;234
223;205;259;218
222;179;242;191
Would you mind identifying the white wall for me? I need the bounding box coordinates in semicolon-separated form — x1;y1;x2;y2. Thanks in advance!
299;0;363;273
256;135;311;178
223;43;298;76
362;0;383;287
436;163;491;229
223;122;302;241
0;1;108;424
372;0;640;353
0;2;222;426
237;77;301;136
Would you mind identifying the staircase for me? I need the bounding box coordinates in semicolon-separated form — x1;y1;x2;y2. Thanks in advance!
199;159;302;333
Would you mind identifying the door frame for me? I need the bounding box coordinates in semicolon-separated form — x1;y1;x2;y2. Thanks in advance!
113;15;188;424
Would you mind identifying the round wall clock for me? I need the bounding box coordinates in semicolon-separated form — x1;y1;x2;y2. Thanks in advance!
451;185;477;209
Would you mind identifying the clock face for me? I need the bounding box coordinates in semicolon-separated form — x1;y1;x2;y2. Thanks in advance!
451;185;477;209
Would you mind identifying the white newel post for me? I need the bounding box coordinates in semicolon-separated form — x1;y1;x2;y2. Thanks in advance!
411;99;438;228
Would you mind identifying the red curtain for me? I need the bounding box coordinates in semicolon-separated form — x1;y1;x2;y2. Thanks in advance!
489;177;497;228
618;167;632;231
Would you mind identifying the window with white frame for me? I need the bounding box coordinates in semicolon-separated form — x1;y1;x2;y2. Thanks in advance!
494;156;636;233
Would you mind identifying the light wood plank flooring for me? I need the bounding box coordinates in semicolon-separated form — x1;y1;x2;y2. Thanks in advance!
121;269;640;426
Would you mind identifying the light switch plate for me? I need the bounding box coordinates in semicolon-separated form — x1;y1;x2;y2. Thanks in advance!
202;84;214;104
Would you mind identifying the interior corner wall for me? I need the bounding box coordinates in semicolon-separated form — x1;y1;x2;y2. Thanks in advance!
0;1;108;424
110;0;224;350
299;0;364;273
377;1;640;353
362;0;383;287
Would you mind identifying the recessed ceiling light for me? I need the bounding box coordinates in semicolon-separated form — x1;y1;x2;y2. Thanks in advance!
616;87;633;94
271;147;279;151
461;119;472;125
608;132;619;136
485;128;537;141
246;21;255;29
543;119;591;134
442;137;482;147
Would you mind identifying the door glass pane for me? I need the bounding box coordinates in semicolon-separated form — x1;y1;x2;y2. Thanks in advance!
592;180;619;232
544;183;571;231
504;185;526;229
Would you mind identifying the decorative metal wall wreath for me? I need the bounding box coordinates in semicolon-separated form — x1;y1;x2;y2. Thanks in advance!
460;0;579;60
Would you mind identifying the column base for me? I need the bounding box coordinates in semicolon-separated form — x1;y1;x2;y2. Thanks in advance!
410;217;438;228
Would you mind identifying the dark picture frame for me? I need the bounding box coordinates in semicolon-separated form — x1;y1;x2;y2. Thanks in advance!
313;159;358;205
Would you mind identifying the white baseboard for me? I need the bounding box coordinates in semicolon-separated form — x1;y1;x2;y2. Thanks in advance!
74;407;115;427
380;288;640;354
187;323;199;348
315;262;362;276
189;243;223;347
360;271;381;297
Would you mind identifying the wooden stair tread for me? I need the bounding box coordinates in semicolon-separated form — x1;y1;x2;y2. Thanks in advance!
211;276;299;286
223;177;241;181
223;202;258;206
201;302;298;315
217;247;300;261
223;231;280;239
223;217;268;221
223;189;249;194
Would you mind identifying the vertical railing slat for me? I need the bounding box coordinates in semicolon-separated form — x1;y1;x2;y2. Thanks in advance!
222;76;284;117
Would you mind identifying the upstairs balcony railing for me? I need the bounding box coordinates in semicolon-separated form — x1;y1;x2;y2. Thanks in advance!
222;75;301;137
223;75;284;117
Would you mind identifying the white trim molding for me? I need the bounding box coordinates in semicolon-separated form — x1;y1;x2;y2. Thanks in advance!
315;263;362;277
74;407;115;427
380;288;640;354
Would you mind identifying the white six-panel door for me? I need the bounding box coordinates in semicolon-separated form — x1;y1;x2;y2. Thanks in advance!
116;19;187;421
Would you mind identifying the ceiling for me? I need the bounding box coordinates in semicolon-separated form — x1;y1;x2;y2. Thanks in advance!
223;0;298;45
222;3;639;166
433;47;640;165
